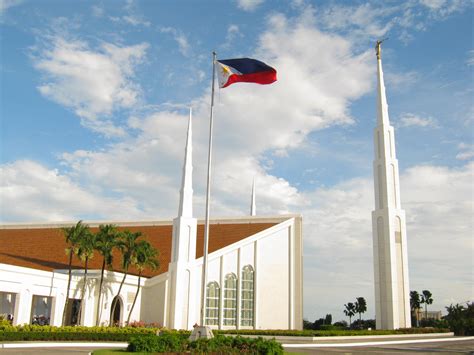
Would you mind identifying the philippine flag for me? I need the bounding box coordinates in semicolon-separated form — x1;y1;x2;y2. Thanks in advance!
216;58;277;88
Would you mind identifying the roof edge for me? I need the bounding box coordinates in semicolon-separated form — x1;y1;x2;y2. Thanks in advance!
0;214;301;229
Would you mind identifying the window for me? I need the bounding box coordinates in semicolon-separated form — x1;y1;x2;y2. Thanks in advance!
223;273;237;326
205;282;220;326
0;292;17;323
241;265;254;326
31;295;53;325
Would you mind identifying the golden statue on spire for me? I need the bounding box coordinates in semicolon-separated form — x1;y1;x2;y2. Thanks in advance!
375;38;388;60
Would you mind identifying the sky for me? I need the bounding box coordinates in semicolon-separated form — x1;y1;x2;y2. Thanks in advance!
1;0;473;323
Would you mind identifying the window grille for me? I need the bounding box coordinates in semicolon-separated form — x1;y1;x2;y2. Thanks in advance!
241;265;254;326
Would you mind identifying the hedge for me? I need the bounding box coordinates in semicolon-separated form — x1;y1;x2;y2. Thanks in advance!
127;333;283;354
0;331;138;342
215;327;451;337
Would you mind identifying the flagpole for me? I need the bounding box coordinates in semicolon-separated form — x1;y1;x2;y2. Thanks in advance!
200;51;217;327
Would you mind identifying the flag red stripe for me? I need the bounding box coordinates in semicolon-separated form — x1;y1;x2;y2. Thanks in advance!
222;71;277;88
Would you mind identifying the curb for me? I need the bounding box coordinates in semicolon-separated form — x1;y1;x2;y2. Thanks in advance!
226;332;454;342
282;336;474;348
0;342;128;349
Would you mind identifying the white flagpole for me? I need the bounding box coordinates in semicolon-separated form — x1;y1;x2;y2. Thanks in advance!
200;51;217;327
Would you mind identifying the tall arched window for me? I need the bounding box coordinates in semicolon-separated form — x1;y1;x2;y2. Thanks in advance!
223;273;237;326
205;281;220;326
241;265;254;326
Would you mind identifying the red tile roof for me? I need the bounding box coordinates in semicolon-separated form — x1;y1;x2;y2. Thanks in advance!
0;221;277;278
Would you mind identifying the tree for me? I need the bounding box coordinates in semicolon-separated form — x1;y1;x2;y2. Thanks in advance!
410;290;421;327
355;297;367;324
76;228;95;325
343;302;356;327
445;302;474;336
127;240;159;325
324;313;332;325
109;230;143;326
94;224;120;326
421;290;433;321
61;220;89;326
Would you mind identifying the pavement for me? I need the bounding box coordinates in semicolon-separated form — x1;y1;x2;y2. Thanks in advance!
0;335;472;354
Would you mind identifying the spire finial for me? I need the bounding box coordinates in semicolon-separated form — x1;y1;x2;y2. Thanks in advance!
177;108;193;218
250;177;256;216
375;38;388;60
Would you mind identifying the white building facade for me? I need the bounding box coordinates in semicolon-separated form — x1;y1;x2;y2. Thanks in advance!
0;111;303;330
372;42;411;330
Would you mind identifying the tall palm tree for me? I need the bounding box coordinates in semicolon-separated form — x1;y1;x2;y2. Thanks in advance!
109;230;143;326
355;297;367;323
421;290;433;321
127;240;159;325
343;302;356;328
94;224;119;326
61;220;89;326
410;290;421;327
76;229;96;325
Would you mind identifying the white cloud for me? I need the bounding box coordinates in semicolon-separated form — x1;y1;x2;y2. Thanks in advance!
419;0;465;17
91;5;104;17
301;162;473;320
385;70;419;90
467;50;474;66
315;3;396;40
109;15;150;27
456;143;474;161
33;36;148;136
236;0;264;12
0;0;22;15
160;27;191;56
0;160;143;222
398;113;438;128
314;1;467;44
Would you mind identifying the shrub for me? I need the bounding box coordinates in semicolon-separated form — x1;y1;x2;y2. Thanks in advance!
126;333;283;354
127;335;161;352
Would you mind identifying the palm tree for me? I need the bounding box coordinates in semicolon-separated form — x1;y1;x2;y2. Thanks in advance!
343;302;356;328
76;229;96;325
109;230;143;326
410;290;421;327
355;297;367;324
127;240;159;325
61;220;89;326
94;224;119;326
421;290;433;321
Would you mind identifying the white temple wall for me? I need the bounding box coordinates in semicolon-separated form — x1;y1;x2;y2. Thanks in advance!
257;227;290;329
140;274;168;326
0;264;142;327
187;217;303;331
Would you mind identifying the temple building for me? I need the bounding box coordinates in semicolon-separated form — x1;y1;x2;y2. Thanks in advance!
0;111;303;330
0;43;412;331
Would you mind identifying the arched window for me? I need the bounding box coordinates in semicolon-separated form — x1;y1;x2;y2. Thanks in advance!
241;265;254;326
205;281;220;326
223;273;237;326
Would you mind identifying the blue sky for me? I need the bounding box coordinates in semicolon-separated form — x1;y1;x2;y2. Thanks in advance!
1;0;473;322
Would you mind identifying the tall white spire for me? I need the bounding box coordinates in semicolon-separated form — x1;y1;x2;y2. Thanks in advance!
376;42;390;127
372;41;411;330
168;107;198;330
178;108;193;218
250;178;256;216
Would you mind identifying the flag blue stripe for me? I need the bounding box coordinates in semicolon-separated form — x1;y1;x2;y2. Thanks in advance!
217;58;275;74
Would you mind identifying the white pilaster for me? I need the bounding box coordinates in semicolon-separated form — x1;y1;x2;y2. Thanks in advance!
372;42;411;330
167;108;198;330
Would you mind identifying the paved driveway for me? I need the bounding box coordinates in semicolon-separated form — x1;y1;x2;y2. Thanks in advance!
285;338;474;354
